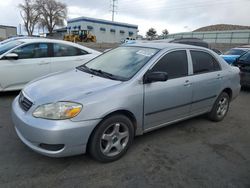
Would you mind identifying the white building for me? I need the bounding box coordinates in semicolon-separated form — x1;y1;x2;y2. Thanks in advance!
67;16;138;43
0;25;17;40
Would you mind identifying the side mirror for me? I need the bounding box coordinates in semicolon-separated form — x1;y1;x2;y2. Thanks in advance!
4;53;18;60
144;71;168;84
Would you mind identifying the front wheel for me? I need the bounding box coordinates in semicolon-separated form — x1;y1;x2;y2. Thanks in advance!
89;115;134;162
208;92;230;122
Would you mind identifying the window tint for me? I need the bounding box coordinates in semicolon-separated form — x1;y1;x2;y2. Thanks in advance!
151;50;188;79
13;44;35;59
12;43;49;59
34;43;49;58
53;43;88;57
191;51;221;74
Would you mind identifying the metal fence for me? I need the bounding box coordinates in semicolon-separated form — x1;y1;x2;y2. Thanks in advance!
166;30;250;44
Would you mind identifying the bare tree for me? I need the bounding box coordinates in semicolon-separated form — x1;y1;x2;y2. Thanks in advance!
19;0;40;36
36;0;67;34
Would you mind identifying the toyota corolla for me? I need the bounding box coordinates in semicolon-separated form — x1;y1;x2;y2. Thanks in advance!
12;42;240;162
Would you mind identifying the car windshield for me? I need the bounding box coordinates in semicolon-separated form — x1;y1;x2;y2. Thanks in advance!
239;51;250;63
224;49;246;55
79;46;159;81
0;40;23;55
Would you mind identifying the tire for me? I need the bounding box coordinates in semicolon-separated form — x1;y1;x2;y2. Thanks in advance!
208;92;230;122
89;114;134;162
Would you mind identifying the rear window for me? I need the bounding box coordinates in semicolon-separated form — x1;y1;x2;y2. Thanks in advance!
191;51;221;74
53;43;88;57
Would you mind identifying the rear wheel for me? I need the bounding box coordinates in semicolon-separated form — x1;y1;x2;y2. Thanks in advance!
89;115;134;162
208;92;230;122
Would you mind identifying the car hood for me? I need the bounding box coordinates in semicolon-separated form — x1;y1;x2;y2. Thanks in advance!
220;55;240;64
23;69;122;103
221;55;240;58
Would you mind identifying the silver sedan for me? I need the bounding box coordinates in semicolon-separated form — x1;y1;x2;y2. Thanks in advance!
12;42;241;162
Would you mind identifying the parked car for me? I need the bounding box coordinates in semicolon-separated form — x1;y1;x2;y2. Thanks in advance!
211;48;223;55
12;42;240;162
156;38;222;55
221;47;250;64
233;51;250;87
169;38;209;48
0;38;101;91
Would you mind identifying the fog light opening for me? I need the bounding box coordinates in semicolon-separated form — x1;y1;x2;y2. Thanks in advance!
39;143;64;151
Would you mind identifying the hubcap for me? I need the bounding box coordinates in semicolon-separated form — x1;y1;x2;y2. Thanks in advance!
100;123;129;157
216;97;229;118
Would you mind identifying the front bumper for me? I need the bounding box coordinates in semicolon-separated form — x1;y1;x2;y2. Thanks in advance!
12;97;101;157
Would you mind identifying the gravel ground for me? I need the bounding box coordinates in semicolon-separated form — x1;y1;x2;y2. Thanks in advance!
0;89;249;188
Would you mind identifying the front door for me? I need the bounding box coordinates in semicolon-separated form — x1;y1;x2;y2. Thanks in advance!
143;50;193;130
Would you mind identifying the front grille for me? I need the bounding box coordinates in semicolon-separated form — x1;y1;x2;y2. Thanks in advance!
19;92;33;112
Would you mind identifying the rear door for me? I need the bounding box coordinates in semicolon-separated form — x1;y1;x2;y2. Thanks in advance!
0;43;50;90
50;43;96;73
143;50;193;130
188;50;223;114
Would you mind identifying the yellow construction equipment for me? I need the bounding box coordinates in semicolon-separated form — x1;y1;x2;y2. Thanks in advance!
63;30;96;43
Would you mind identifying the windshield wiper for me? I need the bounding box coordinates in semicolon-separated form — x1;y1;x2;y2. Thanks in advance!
77;65;95;74
77;65;125;81
89;68;121;80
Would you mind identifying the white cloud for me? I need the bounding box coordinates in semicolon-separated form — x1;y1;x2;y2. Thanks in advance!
1;0;250;36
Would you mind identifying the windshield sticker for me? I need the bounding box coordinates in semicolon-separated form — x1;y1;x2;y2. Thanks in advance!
136;50;155;57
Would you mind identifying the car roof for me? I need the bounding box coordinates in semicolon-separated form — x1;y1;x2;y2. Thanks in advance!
17;38;71;44
124;40;209;50
238;45;250;48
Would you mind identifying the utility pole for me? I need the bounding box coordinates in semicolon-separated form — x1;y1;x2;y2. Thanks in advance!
110;0;118;22
19;24;22;35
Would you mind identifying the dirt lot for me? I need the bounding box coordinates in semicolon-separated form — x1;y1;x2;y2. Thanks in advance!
0;90;250;188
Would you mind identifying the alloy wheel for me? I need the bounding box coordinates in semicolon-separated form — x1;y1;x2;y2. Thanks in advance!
216;97;229;118
100;122;129;157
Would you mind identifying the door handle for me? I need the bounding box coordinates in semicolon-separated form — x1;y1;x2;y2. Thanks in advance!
216;74;223;80
184;80;192;87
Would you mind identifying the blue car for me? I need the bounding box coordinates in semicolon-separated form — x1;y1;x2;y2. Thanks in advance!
221;47;250;64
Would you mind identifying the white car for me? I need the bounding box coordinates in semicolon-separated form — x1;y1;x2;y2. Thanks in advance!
0;38;101;92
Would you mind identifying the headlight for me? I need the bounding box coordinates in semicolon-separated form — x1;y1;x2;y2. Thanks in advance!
33;102;82;120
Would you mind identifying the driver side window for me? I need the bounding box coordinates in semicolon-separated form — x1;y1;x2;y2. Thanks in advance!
12;44;37;59
151;50;188;79
12;43;49;59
